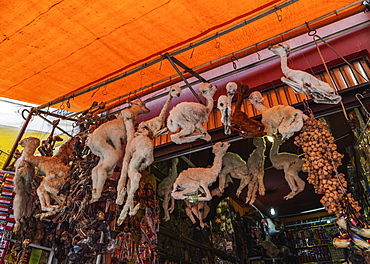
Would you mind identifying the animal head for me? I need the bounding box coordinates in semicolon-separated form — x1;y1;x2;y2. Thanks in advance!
128;100;150;114
120;109;137;121
169;85;181;98
268;43;291;57
249;91;264;105
239;84;250;95
199;83;218;99
217;95;232;135
272;136;285;146
19;137;41;148
134;126;153;138
212;141;231;155
217;95;231;113
252;137;266;148
225;82;237;99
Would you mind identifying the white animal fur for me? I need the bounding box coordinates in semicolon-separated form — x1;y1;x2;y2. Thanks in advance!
167;83;218;144
116;110;154;225
171;141;230;201
217;95;232;135
249;91;308;139
270;136;305;200
269;43;341;104
87;100;150;202
157;158;179;221
137;85;181;138
226;82;237;103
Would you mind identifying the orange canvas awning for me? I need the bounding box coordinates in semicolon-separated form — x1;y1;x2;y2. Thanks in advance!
0;0;364;112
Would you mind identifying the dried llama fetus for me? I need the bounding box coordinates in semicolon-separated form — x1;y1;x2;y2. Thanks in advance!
157;158;179;221
167;83;218;144
229;83;265;137
13;151;35;233
249;91;308;139
171;141;230;201
217;95;232;135
269;136;305;200
245;137;267;204
269;43;341;104
218;152;250;197
87;100;150;202
18;137;70;219
137;85;181;138
116;109;154;225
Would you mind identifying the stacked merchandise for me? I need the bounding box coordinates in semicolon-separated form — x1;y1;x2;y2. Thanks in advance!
0;170;15;264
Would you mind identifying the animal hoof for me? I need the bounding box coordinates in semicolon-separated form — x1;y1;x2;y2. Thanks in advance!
283;193;295;200
170;135;182;144
201;134;211;141
90;198;98;203
116;189;127;205
116;218;124;226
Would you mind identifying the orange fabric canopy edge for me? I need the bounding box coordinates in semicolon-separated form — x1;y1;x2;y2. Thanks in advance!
0;0;362;112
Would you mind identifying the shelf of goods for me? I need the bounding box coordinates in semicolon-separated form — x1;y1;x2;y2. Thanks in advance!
286;216;345;264
158;198;238;264
0;170;54;264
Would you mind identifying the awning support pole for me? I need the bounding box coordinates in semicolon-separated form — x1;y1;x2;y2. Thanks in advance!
2;108;35;170
168;56;208;83
165;54;204;104
35;113;73;138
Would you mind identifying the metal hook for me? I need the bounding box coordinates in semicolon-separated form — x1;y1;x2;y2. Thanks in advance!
102;85;108;95
255;44;261;60
274;6;282;21
159;58;163;71
305;22;317;36
66;98;71;108
231;56;238;70
215;35;220;49
189;44;195;59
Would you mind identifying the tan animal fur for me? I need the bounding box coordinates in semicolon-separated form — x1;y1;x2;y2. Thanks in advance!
249;91;308;139
137;85;181;138
157;158;179;221
171;141;230;201
116;110;154;225
245;137;267;204
167;83;218;144
87;100;150;202
19;137;69;219
13;153;35;233
269;136;305;200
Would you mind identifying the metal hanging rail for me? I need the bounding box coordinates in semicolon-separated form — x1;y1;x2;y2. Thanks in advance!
34;0;303;111
63;1;366;117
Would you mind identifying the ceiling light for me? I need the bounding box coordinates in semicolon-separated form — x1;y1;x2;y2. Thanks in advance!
270;207;276;216
266;135;274;142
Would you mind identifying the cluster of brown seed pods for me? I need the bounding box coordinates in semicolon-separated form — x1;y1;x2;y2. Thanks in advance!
294;115;361;217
